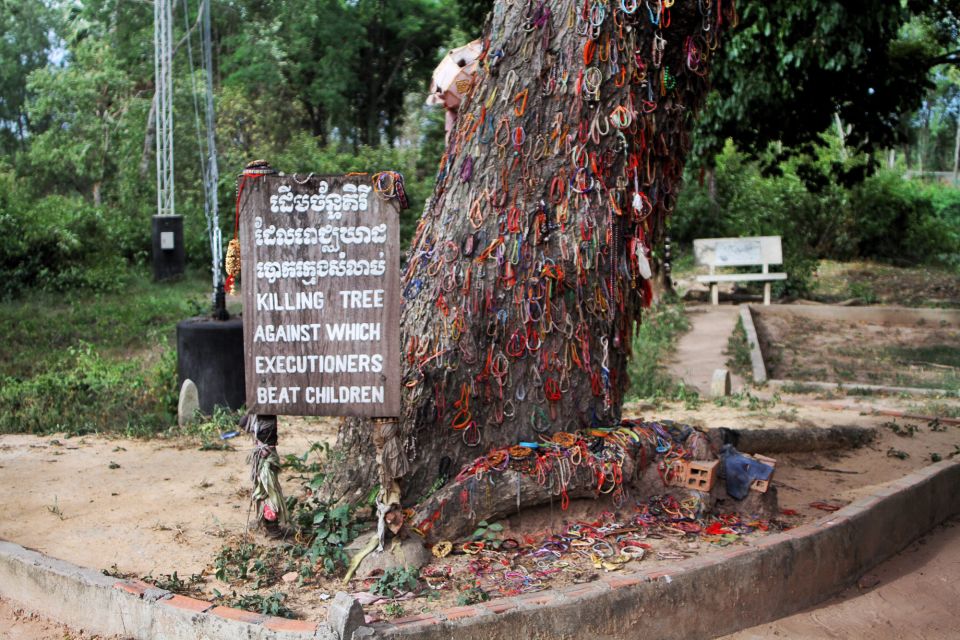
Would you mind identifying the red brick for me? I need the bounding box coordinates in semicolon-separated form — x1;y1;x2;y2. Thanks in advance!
159;594;212;614
209;606;265;624
441;606;480;621
784;524;818;538
605;576;642;589
514;593;556;606
390;613;439;626
559;584;602;599
482;601;518;615
113;579;153;598
392;618;442;631
263;617;318;633
645;571;671;580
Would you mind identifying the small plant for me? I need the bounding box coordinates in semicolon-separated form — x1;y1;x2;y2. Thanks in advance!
283;442;328;474
673;381;701;410
456;587;490;606
185;406;245;446
931;453;943;462
886;448;910;460
144;571;205;595
848;281;878;305
714;390;776;412
383;602;406;617
929;419;946;432
372;566;420;598
882;420;918;437
470;520;505;545
724;318;753;378
213;590;294;618
214;542;259;582
47;497;65;520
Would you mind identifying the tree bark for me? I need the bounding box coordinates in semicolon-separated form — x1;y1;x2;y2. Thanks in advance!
322;0;735;516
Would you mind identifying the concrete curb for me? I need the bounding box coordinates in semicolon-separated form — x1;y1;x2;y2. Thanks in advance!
2;460;959;639
739;304;767;383
766;378;957;398
0;543;335;639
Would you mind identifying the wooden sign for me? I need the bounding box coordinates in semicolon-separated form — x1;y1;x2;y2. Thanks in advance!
239;174;401;416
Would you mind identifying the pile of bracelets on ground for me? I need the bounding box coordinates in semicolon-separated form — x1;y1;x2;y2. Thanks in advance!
412;501;791;597
447;418;701;511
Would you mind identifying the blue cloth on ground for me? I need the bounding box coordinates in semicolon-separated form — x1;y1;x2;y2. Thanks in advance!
720;444;774;500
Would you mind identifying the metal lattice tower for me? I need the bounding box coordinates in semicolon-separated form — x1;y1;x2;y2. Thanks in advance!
201;0;222;289
154;0;175;217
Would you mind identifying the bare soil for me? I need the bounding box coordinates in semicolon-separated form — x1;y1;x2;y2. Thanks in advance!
0;596;114;640
811;261;960;308
1;393;958;625
754;313;960;391
725;515;960;639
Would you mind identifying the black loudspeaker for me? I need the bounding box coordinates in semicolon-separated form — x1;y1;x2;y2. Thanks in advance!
152;214;185;281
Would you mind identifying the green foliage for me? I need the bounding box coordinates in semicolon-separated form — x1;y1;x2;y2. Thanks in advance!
182;405;246;447
282;442;328;474
0;342;175;436
144;571;205;595
626;300;691;400
696;1;958;170
286;500;364;575
0;269;205;379
0;165;131;296
456;587;490;606
673;142;960;296
724;318;752;379
214;590;295;618
713;391;779;412
372;566;420;598
0;0;57;154
0;270;211;436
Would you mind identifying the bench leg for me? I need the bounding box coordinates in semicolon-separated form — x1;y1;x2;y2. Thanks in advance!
711;284;719;305
763;282;771;305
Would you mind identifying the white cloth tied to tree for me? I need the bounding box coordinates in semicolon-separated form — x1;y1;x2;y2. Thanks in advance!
426;39;483;137
372;420;410;484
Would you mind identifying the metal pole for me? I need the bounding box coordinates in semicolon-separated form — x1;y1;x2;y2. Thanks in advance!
155;0;175;217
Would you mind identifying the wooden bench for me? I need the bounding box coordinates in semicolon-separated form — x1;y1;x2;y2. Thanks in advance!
693;236;787;305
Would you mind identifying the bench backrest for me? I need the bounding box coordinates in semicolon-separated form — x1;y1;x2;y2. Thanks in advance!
693;236;782;274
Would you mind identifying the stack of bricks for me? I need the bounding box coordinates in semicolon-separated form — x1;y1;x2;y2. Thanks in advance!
666;459;720;492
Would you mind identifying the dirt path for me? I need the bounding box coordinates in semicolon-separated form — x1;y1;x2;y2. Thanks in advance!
667;304;746;395
725;516;960;639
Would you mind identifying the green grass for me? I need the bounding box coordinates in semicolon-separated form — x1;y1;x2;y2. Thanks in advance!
0;268;210;379
0;268;213;435
626;298;695;403
724;318;752;379
886;346;960;370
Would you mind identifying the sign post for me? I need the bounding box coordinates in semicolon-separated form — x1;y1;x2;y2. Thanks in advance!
238;173;401;417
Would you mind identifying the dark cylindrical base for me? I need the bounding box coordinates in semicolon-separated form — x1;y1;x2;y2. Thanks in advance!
177;316;245;414
152;215;185;281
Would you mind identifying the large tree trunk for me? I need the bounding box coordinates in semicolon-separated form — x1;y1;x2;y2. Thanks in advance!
322;0;736;515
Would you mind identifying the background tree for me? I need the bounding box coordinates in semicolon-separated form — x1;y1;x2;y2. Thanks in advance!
694;0;960;180
0;1;57;154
